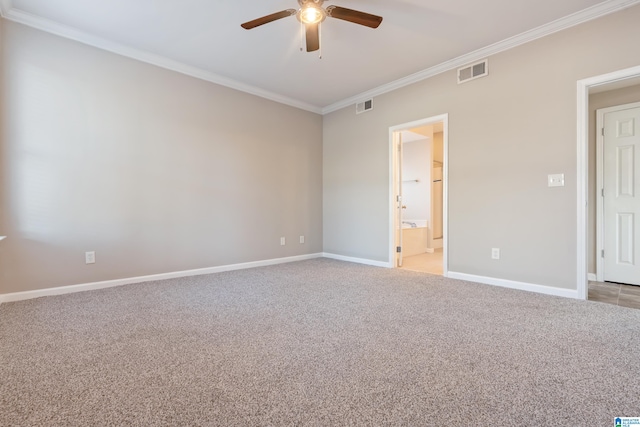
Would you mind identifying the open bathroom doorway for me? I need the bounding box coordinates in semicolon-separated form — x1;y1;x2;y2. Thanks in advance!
389;114;448;276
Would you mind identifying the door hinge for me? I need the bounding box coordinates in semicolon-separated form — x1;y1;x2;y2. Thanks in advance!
601;127;605;136
396;246;402;253
601;249;604;258
601;188;604;197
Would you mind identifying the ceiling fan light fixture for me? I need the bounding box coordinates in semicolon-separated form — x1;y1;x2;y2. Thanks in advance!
299;4;325;24
241;0;382;53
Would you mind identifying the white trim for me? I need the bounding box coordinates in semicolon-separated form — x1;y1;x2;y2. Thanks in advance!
321;252;391;268
588;273;597;282
322;0;640;114
577;65;640;301
448;271;581;300
596;108;605;283
0;253;582;306
0;253;324;304
595;101;640;283
577;80;589;301
389;115;449;277
442;116;449;278
2;0;639;115
0;8;322;114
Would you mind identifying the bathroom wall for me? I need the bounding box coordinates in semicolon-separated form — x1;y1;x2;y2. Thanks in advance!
431;131;444;241
433;132;443;164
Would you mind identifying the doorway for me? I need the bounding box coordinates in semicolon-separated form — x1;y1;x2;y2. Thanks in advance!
578;65;640;300
389;115;448;275
596;102;640;286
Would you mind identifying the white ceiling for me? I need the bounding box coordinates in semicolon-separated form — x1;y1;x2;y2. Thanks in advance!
1;0;638;113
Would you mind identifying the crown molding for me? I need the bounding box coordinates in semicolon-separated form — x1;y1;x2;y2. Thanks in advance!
2;0;639;115
321;0;640;114
0;7;323;114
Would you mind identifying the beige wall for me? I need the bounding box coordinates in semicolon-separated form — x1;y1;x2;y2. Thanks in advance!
0;20;323;294
588;84;640;275
323;5;640;289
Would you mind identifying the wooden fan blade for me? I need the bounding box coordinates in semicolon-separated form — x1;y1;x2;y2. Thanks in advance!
306;23;320;52
326;5;383;28
241;9;296;29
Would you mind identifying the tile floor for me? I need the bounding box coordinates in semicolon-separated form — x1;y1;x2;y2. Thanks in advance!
588;281;640;309
400;249;443;275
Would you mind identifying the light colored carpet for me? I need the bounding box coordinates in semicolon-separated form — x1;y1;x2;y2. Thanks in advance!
1;258;639;426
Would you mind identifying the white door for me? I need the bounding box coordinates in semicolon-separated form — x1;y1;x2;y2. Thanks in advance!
603;105;640;285
396;132;404;267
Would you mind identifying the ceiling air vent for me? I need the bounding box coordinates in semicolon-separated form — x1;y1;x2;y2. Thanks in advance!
457;59;488;84
356;99;373;114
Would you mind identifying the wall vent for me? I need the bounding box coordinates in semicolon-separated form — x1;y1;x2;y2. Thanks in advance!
356;99;374;114
457;59;489;84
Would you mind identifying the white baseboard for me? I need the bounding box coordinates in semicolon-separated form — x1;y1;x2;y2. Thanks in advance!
322;252;391;268
0;253;324;304
0;254;583;305
587;273;597;282
447;271;581;300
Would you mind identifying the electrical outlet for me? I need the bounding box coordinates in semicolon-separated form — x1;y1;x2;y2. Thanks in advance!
85;251;96;264
300;235;305;244
280;237;286;246
548;173;565;187
491;248;500;260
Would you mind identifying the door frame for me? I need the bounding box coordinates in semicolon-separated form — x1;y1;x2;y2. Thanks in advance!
595;101;640;282
388;114;449;274
577;65;640;299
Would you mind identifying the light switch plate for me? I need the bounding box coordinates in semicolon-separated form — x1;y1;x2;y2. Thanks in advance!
548;173;565;187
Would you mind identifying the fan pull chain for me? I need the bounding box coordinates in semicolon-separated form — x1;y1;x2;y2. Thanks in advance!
300;21;304;52
318;23;322;59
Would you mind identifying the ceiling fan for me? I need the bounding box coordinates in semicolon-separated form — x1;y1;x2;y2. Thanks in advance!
241;0;383;52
